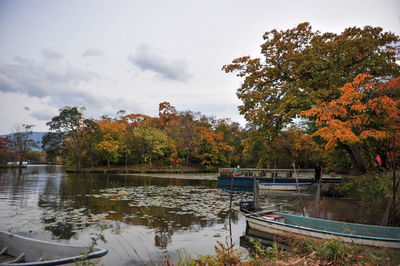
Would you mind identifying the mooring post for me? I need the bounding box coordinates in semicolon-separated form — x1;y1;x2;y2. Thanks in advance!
229;175;233;246
293;163;307;217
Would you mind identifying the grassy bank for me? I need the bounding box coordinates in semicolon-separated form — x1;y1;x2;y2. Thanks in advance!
174;237;400;265
340;172;394;200
336;172;400;226
0;164;27;168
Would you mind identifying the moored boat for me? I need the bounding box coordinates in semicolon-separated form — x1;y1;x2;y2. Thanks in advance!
0;230;108;265
258;181;312;191
243;209;400;249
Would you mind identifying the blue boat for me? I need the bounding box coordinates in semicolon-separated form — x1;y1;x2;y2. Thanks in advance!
244;209;400;249
217;177;256;187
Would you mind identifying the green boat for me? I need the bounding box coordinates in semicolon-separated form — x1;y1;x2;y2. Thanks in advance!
243;206;400;249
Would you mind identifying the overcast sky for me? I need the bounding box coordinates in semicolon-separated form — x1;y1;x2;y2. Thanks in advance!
0;0;399;134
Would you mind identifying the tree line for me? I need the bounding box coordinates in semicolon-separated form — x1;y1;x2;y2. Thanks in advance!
38;102;336;171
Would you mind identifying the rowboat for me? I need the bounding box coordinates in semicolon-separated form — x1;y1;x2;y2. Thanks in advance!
243;209;400;249
258;181;312;191
0;231;108;265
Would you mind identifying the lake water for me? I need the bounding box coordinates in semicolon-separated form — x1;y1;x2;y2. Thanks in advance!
0;166;387;265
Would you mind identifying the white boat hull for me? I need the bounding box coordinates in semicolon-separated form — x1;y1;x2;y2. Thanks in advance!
258;182;311;191
0;231;107;265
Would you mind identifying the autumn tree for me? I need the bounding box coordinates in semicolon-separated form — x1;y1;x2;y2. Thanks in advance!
96;119;128;168
176;111;200;165
158;101;178;130
0;137;11;164
301;74;400;173
223;23;400;134
214;119;245;167
11;124;36;165
192;126;233;169
291;130;323;168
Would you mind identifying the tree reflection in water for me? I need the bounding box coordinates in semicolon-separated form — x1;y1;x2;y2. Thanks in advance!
11;168;251;250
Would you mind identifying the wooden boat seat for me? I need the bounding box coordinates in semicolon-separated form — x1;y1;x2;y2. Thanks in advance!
261;214;285;223
245;209;276;216
0;254;14;263
0;252;25;264
0;247;7;255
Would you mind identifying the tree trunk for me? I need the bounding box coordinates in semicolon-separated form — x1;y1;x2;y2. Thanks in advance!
125;152;128;173
185;150;190;166
107;158;110;168
77;145;82;172
343;144;367;174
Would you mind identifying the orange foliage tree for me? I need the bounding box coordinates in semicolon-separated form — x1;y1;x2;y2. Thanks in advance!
158;101;178;130
192;126;233;169
301;74;400;173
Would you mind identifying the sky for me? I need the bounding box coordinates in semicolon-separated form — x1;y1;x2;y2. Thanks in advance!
0;0;399;134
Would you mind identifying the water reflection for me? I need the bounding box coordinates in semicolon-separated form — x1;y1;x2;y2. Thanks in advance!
0;166;387;265
0;167;250;255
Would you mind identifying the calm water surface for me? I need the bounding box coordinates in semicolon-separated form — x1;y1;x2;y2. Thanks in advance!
0;166;387;265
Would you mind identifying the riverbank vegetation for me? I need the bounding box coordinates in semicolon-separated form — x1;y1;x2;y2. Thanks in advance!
174;237;400;265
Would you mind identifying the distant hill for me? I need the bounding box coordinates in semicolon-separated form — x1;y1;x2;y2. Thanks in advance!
0;132;48;150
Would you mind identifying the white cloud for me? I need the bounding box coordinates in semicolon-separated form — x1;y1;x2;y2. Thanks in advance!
82;48;104;57
0;56;101;102
41;48;63;61
129;44;192;82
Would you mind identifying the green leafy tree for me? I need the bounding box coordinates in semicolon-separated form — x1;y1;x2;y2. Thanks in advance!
134;123;174;166
41;132;64;163
46;106;95;171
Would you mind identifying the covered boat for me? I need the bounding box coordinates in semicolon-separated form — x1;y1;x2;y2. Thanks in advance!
244;209;400;249
0;230;108;265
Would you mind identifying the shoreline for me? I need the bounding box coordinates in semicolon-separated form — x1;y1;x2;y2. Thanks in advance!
0;165;27;169
64;167;218;175
117;172;219;180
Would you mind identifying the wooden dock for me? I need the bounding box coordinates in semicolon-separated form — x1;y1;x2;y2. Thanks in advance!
218;168;342;187
219;168;315;179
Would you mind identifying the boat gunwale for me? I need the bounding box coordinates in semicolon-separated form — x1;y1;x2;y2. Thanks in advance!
246;212;400;243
